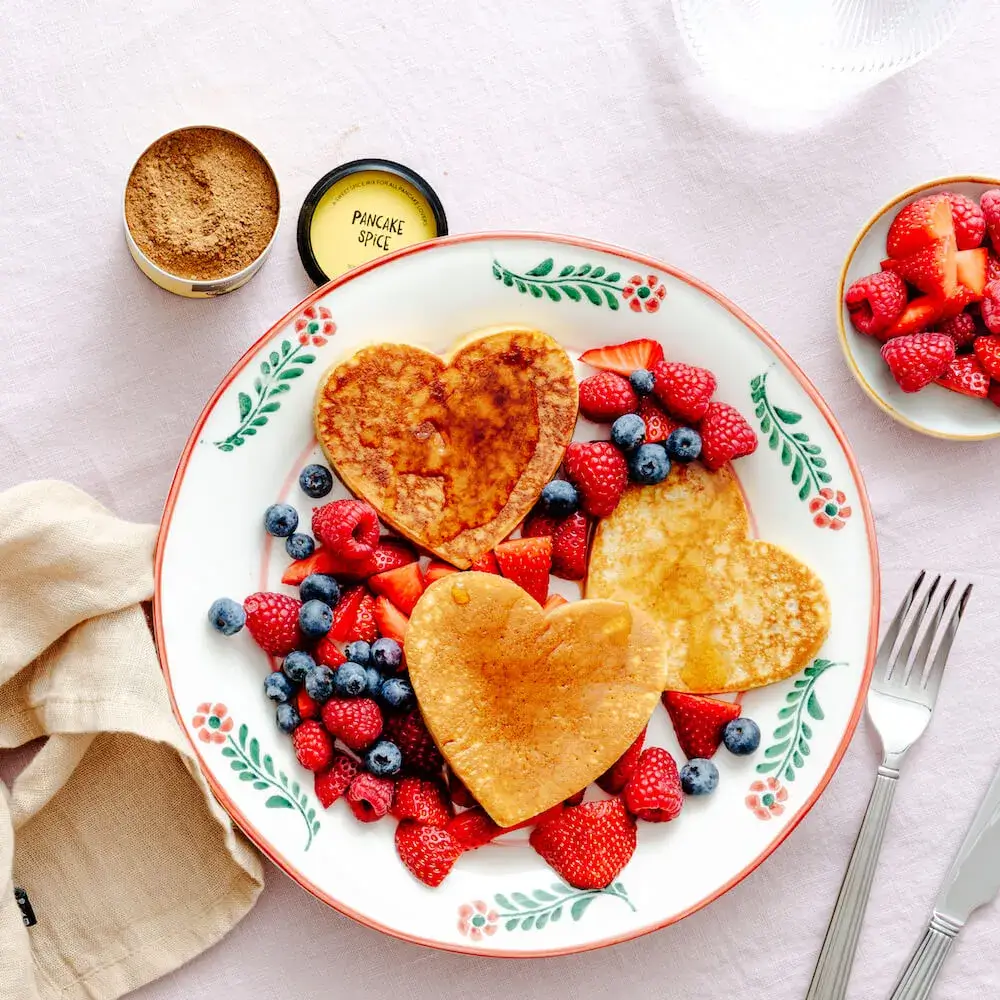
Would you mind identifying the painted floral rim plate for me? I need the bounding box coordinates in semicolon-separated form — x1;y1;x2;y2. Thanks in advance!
837;174;1000;441
155;232;879;957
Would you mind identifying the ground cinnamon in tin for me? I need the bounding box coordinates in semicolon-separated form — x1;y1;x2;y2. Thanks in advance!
125;127;278;281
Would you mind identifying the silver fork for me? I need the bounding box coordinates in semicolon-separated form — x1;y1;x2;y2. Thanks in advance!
805;572;972;1000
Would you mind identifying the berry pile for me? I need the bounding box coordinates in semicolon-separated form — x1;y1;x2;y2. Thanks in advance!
845;189;1000;404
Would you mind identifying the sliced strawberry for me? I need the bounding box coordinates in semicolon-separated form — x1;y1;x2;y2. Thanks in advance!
424;560;459;585
494;537;552;604
662;691;741;759
578;339;664;376
974;335;1000;380
938;285;978;321
314;637;346;668
368;562;426;615
637;396;678;443
881;236;957;299
881;296;945;340
469;551;500;574
329;585;377;643
363;539;419;576
956;247;989;297
936;355;990;398
523;508;589;580
543;593;569;611
373;595;409;645
886;195;954;258
281;547;341;586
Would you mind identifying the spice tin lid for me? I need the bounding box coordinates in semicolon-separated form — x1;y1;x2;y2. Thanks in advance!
297;158;447;285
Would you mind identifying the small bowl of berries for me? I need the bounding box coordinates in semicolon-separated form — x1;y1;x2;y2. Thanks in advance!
838;176;1000;441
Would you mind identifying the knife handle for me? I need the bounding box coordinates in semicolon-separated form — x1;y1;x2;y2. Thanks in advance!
888;913;960;1000
805;767;898;1000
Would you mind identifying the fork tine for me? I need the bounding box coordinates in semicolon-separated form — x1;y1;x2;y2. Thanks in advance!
907;579;955;687
878;571;926;678
887;574;941;680
923;583;972;702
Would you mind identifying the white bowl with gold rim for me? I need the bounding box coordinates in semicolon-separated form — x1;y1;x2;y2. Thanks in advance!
837;175;1000;441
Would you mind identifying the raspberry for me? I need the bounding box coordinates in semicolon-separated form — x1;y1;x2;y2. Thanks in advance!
383;708;444;777
982;279;1000;334
943;192;986;250
563;441;628;518
391;777;453;827
522;508;589;580
980;189;1000;251
622;747;684;822
346;772;395;822
699;402;758;470
650;360;716;422
881;333;955;393
321;697;383;751
933;312;978;349
292;720;333;772
314;751;361;807
243;592;302;656
577;371;639;423
311;499;380;565
844;271;907;337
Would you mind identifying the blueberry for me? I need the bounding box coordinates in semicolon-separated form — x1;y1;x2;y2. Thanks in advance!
299;599;333;637
371;637;403;673
344;640;372;666
364;739;402;777
629;368;655;395
276;702;301;734
285;533;316;560
263;503;298;537
611;413;646;452
628;443;671;484
680;758;720;796
304;664;336;702
264;671;296;703
540;479;579;516
365;666;383;697
666;427;702;463
282;650;316;683
299;463;334;499
722;717;761;756
334;661;369;697
300;573;340;606
379;675;415;711
207;597;245;635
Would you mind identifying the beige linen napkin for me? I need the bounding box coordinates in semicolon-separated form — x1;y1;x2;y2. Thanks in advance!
0;481;263;1000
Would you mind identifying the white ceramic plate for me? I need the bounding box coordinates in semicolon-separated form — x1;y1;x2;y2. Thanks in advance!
155;233;878;956
837;175;1000;441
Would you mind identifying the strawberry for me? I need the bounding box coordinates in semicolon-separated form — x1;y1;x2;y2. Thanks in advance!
699;402;758;471
577;371;639;422
243;592;302;655
395;820;462;887
882;295;944;339
314;637;346;668
522;508;589;580
469;551;500;574
312;499;380;566
938;285;978;321
329;585;378;643
281;548;340;586
886;194;954;258
391;777;453;827
974;335;1000;379
295;688;320;720
933;313;978;349
346;772;395;822
292;720;333;772
956;247;989;296
650;360;716;422
543;593;569;611
982;279;1000;334
662;691;740;759
881;235;957;299
881;333;955;392
528;798;636;889
563;441;628;517
844;271;907;337
363;539;419;577
424;560;458;585
384;708;444;777
446;807;504;850
637;395;678;443
373;596;408;645
937;355;990;398
564;788;586;807
622;747;684;822
980;189;1000;251
321;697;383;750
447;769;477;808
368;562;425;615
596;727;646;794
314;751;361;808
281;541;416;586
943;192;986;250
494;536;552;604
578;339;664;376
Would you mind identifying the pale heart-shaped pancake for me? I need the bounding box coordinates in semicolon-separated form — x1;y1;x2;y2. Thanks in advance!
314;326;578;568
587;463;830;694
406;573;681;828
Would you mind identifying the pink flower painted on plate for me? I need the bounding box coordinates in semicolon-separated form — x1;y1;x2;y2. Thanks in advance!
622;274;666;313
295;305;335;347
746;777;788;820
457;900;499;940
808;488;851;530
192;702;233;744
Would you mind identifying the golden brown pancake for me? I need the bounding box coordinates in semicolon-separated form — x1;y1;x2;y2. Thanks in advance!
586;463;830;693
314;327;578;568
406;573;681;827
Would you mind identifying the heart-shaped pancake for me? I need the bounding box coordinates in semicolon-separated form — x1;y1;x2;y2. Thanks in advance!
314;326;578;568
587;463;830;694
406;573;680;827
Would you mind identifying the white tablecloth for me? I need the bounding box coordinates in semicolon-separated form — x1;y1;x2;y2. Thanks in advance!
2;1;999;997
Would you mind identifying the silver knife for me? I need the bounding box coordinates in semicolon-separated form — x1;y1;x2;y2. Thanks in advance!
889;760;1000;1000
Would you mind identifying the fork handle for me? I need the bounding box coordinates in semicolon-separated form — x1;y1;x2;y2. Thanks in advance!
888;913;960;1000
805;766;898;1000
